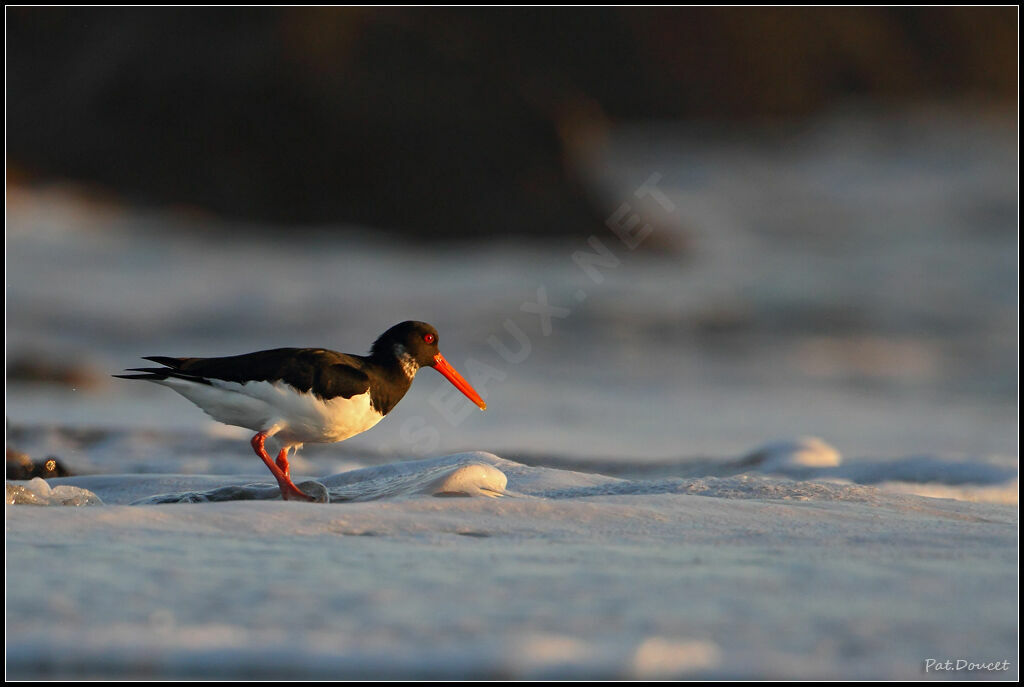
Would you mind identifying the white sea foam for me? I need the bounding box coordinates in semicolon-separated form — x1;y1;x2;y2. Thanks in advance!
124;454;510;504
10;442;1016;512
5;477;103;506
732;438;1017;504
739;436;842;471
6;451;1017;679
9;434;1017;507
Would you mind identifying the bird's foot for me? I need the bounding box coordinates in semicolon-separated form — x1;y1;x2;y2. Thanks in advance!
272;474;328;503
291;480;329;503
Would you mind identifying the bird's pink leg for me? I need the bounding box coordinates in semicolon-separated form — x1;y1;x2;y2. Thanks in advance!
250;432;313;501
275;448;290;478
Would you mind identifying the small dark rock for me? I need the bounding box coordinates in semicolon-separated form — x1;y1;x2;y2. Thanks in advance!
6;448;73;480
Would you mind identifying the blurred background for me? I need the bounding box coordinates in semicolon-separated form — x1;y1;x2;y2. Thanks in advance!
6;7;1018;471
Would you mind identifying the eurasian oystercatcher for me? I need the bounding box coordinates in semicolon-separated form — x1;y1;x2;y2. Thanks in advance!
116;321;486;501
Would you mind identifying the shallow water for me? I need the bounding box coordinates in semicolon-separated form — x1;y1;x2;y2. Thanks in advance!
6;109;1017;464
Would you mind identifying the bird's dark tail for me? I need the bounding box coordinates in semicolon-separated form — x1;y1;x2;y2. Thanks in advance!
113;358;211;385
113;372;163;380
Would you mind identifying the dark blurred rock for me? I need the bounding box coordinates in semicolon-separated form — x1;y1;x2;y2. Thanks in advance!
623;7;1016;117
6;8;1015;240
6;448;73;480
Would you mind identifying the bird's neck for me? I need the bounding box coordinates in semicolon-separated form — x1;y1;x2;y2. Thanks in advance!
391;344;421;380
368;344;421;381
365;347;418;416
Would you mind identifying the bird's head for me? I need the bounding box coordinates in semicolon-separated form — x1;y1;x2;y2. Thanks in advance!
372;321;487;410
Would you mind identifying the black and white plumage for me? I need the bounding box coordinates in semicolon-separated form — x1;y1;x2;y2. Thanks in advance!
116;321;487;501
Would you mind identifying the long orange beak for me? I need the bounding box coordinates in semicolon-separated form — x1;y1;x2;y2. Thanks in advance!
432;352;487;410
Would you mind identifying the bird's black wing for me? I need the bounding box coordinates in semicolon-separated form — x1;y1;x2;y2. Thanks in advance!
118;348;372;400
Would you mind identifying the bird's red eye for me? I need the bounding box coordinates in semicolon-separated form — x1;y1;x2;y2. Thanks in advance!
423;333;436;345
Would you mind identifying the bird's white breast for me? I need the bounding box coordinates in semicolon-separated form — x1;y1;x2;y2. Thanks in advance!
156;377;384;444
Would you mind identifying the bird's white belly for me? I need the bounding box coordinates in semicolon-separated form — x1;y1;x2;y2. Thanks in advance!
157;378;384;444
